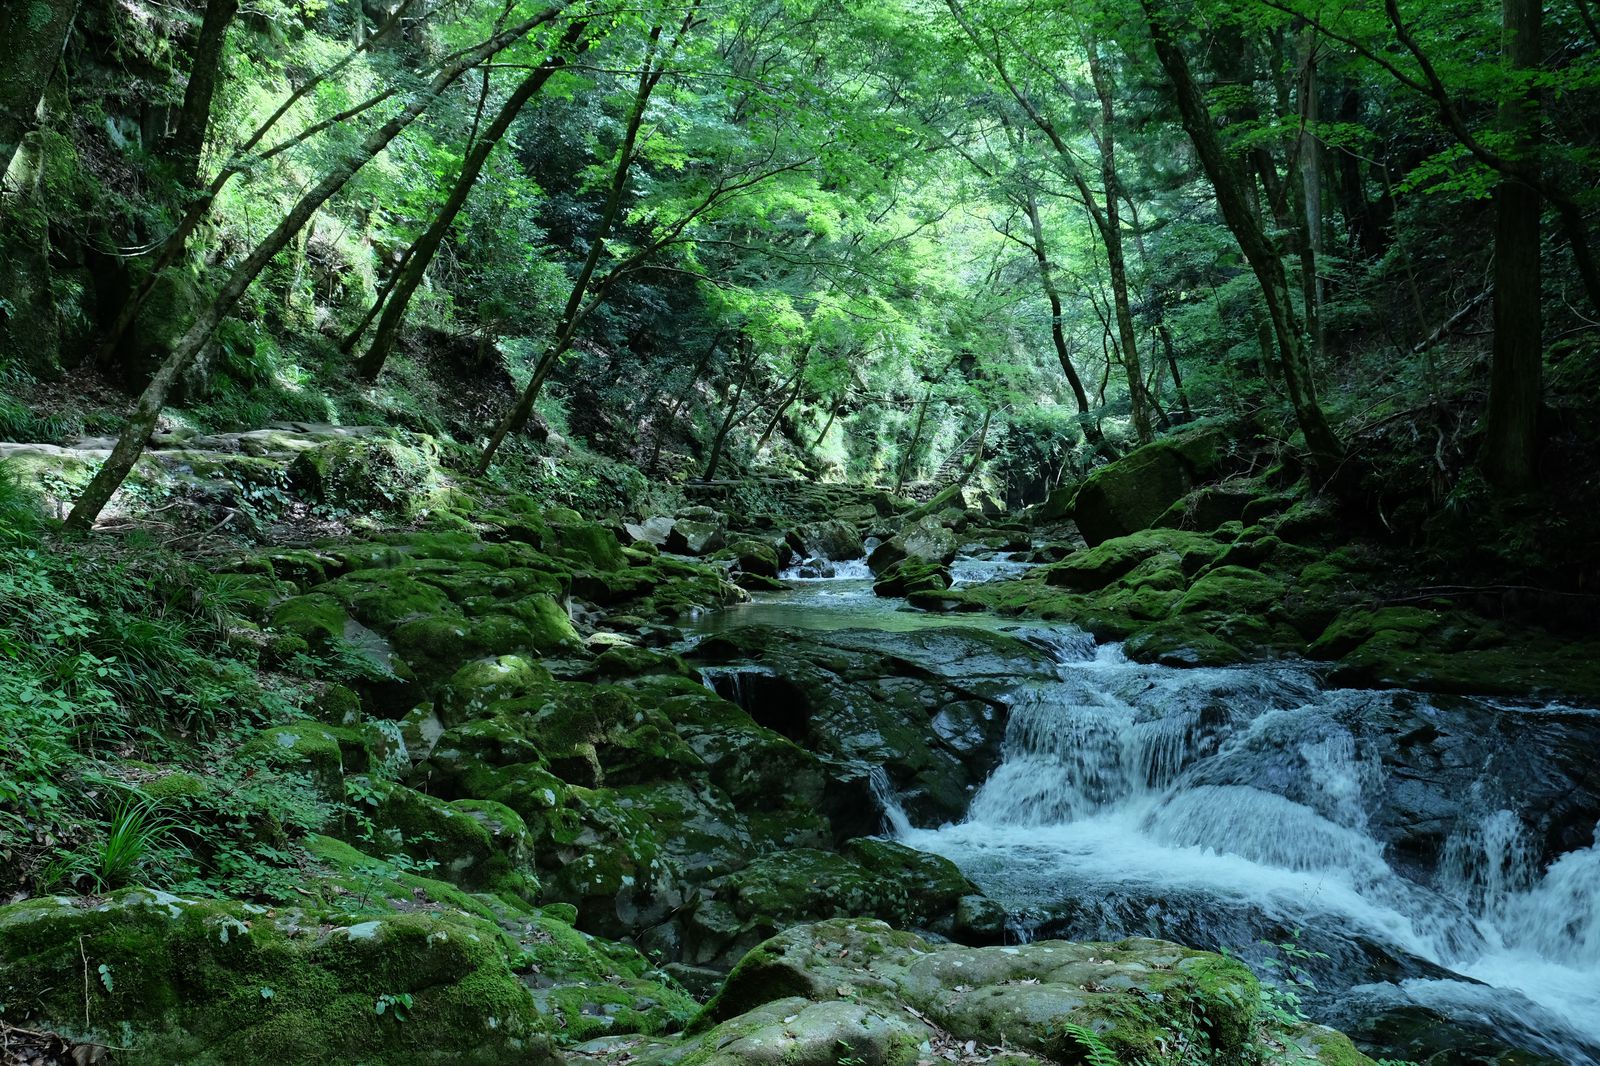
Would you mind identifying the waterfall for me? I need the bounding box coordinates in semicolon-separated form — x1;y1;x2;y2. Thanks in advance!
902;647;1600;1063
868;765;914;838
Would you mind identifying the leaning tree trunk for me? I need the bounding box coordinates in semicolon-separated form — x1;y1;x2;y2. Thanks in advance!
0;0;79;181
1481;0;1543;490
171;0;240;190
478;6;698;474
357;21;588;378
64;6;566;531
702;340;755;483
1144;3;1344;470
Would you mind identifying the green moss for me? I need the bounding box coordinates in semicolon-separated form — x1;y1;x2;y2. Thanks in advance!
0;888;560;1066
242;720;347;800
269;593;348;650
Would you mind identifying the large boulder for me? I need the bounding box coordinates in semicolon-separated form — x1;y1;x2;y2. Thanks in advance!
287;436;441;516
866;515;958;574
0;890;562;1066
785;519;862;562
1072;427;1228;546
675;919;1372;1066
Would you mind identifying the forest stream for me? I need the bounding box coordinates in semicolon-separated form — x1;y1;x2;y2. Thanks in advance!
691;553;1600;1065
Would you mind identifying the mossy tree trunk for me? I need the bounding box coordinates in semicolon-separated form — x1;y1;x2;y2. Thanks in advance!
0;0;79;182
171;0;240;191
64;5;568;532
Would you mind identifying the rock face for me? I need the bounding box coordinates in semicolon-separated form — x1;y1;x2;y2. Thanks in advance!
1070;427;1228;545
659;919;1371;1066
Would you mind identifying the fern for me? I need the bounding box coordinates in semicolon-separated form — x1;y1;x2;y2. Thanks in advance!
1061;1022;1122;1066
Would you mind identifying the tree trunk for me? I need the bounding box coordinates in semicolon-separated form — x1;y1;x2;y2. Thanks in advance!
1023;188;1091;414
65;6;566;532
1084;44;1151;444
0;0;79;181
812;387;847;448
1481;0;1542;490
357;21;588;379
171;0;240;190
479;6;698;474
754;367;804;453
1158;324;1193;422
703;340;754;482
1144;3;1345;470
894;385;934;493
1296;25;1326;361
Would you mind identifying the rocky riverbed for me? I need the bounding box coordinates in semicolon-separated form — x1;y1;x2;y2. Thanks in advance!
4;425;1597;1065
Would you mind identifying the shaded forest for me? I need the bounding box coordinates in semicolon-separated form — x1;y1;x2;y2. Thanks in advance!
2;0;1598;1063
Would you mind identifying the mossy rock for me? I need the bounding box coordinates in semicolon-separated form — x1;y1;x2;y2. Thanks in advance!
318;572;454;630
242;720;348;800
1072;427;1229;546
365;781;538;900
550;519;627;572
0;889;561;1066
440;655;554;726
269;593;349;651
717;537;781;578
1173;565;1287;618
872;557;950;598
288;436;442;517
1046;528;1219;592
688;919;1371;1066
513;910;698;1041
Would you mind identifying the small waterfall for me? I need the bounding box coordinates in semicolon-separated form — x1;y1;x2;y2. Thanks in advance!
868;765;913;838
902;650;1600;1062
780;558;872;582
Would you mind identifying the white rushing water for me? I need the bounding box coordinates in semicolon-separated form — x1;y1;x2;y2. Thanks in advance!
708;551;1600;1061
893;638;1600;1064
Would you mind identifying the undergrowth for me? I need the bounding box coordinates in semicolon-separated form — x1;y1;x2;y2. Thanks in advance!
0;459;376;902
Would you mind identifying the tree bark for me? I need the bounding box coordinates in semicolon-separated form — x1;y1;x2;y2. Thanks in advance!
0;0;79;182
1144;3;1345;470
171;0;240;190
702;339;755;482
65;6;567;531
1481;0;1543;490
1084;43;1152;444
357;21;589;379
1022;188;1091;414
1296;25;1326;361
754;363;805;453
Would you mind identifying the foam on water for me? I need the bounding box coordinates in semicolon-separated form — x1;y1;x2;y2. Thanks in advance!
903;652;1600;1063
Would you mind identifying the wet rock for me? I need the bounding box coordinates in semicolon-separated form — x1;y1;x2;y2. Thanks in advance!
867;515;958;574
872;556;950;598
685;919;1372;1066
784;519;862;562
